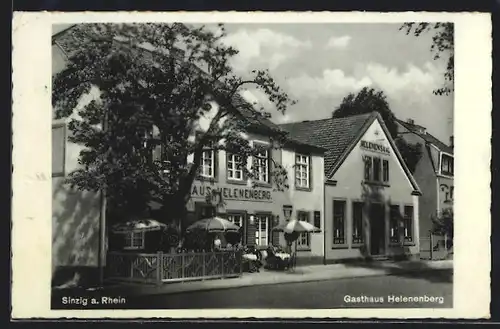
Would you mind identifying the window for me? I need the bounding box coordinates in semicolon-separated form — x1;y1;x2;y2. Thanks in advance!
200;150;215;178
352;202;364;244
313;211;321;230
297;211;310;248
124;231;145;250
373;157;381;181
364;156;372;181
403;206;414;242
227;153;243;180
441;154;454;176
333;200;346;245
295;154;310;189
253;149;269;183
390;205;401;244
227;214;243;227
364;155;389;183
255;215;269;246
52;124;66;176
382;160;389;183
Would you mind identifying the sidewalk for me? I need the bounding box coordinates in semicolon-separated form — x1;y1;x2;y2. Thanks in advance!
97;259;453;297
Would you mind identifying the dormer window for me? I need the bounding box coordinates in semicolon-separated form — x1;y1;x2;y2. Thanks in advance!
440;153;454;176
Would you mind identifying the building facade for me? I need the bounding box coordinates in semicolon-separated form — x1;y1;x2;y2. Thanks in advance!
396;118;454;239
281;112;422;262
52;30;103;287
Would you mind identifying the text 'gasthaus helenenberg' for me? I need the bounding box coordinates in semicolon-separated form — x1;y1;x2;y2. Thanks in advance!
344;295;445;304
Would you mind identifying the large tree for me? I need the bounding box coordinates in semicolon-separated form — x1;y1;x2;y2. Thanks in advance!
332;87;422;173
52;23;294;228
399;23;454;96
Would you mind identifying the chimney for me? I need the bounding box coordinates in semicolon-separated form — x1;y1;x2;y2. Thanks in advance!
450;135;454;148
407;118;415;125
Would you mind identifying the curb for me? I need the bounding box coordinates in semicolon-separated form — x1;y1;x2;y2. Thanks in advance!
116;264;453;298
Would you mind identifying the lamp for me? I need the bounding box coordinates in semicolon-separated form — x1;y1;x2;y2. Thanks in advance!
283;205;293;221
249;215;255;225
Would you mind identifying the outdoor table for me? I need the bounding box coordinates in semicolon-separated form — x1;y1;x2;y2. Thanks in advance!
242;253;258;261
275;252;291;260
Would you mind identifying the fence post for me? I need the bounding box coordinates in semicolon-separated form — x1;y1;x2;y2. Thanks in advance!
181;253;185;279
239;250;243;276
430;232;434;260
156;251;163;285
202;251;206;280
221;252;225;278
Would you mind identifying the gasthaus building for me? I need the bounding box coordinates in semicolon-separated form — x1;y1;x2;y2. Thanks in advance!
280;112;422;262
182;93;326;261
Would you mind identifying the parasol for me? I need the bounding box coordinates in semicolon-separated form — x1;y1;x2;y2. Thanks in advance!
186;216;241;233
111;219;168;234
272;219;321;234
272;219;321;269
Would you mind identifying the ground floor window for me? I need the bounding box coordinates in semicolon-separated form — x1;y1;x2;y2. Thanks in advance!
124;231;145;250
352;202;364;244
227;213;244;227
390;205;401;243
297;211;310;249
255;215;269;246
333;200;346;245
403;206;414;242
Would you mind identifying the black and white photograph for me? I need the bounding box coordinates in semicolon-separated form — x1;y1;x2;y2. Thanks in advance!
11;11;491;319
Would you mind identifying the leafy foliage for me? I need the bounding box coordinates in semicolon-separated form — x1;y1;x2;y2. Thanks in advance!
52;23;295;223
399;23;454;96
332;87;398;139
431;208;453;238
395;138;423;174
332;87;423;171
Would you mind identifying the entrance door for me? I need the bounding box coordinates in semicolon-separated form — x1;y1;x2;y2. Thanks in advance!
370;203;386;256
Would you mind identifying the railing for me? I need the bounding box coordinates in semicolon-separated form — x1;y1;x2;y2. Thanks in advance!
419;233;453;260
106;250;243;284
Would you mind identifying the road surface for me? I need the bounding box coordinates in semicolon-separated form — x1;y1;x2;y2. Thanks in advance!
122;269;453;309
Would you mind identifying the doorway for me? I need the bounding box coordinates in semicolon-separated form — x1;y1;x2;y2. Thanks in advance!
369;203;386;256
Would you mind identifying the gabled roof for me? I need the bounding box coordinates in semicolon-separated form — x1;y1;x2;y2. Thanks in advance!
396;119;453;154
280;113;373;175
280;112;421;194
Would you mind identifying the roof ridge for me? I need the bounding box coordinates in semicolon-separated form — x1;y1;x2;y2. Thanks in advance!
279;112;373;126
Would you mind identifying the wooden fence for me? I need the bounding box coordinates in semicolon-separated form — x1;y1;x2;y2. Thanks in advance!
106;250;243;284
419;233;453;260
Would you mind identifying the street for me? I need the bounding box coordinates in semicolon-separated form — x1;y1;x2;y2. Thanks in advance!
122;269;452;309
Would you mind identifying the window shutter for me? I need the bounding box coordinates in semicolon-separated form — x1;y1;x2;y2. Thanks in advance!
52;124;66;177
314;211;321;229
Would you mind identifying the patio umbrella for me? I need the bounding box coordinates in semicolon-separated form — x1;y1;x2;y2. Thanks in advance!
111;219;168;234
272;219;321;234
272;219;321;269
185;216;241;233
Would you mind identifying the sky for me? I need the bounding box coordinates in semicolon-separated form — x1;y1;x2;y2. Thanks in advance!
214;23;454;143
52;23;454;143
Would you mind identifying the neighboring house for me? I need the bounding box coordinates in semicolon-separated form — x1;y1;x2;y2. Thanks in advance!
52;27;103;287
51;24;327;287
395;118;454;240
281;112;422;262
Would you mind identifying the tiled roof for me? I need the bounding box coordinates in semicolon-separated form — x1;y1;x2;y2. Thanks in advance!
279;112;374;174
396;119;453;154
